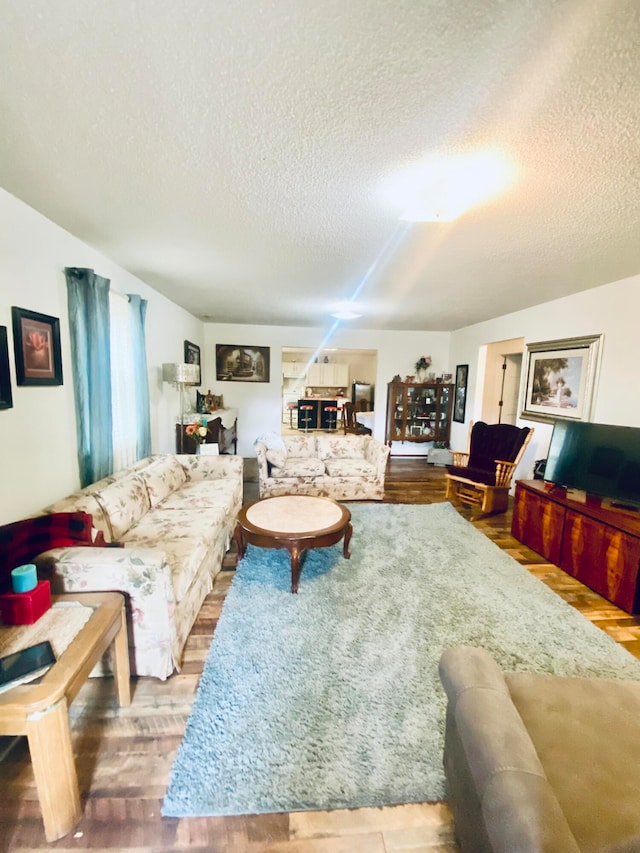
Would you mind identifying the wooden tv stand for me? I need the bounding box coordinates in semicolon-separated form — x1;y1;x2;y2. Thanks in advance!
512;479;640;614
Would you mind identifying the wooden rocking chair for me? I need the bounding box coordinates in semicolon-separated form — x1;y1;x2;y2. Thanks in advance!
445;420;534;516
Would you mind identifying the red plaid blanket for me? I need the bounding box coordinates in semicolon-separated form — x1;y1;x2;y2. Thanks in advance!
0;512;101;593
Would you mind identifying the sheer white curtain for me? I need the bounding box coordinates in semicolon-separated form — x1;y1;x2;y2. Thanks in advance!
109;291;138;470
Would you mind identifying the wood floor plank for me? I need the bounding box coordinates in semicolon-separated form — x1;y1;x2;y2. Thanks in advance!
3;457;640;850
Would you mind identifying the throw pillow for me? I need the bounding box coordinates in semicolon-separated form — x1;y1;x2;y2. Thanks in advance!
316;434;366;459
93;474;151;540
140;455;188;508
0;511;99;594
254;432;287;453
265;448;287;468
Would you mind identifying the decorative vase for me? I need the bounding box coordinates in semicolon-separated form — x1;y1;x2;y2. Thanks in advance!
416;368;427;383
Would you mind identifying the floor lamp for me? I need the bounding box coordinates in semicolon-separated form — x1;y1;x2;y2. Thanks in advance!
162;363;200;453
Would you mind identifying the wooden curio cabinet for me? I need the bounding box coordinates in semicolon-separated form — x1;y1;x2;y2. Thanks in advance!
385;381;454;449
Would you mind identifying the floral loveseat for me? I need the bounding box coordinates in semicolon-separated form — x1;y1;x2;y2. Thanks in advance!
255;434;390;501
34;453;243;679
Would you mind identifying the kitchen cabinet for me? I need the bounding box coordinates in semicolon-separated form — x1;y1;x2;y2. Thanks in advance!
307;363;349;387
385;381;453;449
282;361;307;379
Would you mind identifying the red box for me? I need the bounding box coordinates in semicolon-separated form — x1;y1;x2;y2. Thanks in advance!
0;580;52;625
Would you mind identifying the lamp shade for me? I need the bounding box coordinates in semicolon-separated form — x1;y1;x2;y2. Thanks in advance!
162;363;200;384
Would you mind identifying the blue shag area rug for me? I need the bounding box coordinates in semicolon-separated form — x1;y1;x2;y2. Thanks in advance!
162;502;640;817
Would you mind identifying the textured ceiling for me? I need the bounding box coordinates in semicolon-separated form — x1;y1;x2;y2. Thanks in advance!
2;0;640;330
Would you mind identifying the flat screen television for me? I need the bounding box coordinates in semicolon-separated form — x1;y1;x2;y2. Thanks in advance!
544;420;640;509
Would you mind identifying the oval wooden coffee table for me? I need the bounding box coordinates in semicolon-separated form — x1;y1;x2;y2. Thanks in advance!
234;495;352;593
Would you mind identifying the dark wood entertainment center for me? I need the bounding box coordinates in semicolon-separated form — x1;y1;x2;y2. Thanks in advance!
512;479;640;614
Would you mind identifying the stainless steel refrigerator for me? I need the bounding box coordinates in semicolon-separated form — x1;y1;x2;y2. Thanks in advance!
352;382;374;411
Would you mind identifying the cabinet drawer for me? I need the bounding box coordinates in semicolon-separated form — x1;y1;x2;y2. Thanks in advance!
560;510;640;612
511;484;565;564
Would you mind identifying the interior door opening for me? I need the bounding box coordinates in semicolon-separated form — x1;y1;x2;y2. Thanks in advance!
281;347;377;433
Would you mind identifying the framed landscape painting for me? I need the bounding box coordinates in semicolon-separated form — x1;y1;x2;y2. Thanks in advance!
520;334;602;423
0;326;13;409
216;344;270;382
184;340;201;385
11;307;63;386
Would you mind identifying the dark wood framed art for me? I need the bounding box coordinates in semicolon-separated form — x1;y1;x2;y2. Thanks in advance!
216;344;270;382
453;364;468;423
184;340;201;386
0;326;13;409
11;307;63;386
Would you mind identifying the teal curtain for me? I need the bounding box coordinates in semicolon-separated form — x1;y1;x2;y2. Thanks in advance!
128;294;151;459
65;267;113;486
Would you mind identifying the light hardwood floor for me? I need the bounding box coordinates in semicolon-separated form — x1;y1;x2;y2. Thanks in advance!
2;457;640;851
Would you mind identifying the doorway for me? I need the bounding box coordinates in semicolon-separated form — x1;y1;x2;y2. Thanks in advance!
479;338;524;425
281;347;377;434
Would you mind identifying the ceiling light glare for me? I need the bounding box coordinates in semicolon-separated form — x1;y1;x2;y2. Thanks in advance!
383;148;517;222
330;305;362;320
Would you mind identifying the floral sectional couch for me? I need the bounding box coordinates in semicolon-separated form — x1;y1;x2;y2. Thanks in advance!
255;434;390;501
35;453;243;680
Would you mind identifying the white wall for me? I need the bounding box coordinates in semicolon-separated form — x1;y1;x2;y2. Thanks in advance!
203;325;451;456
5;187;637;523
450;274;640;478
0;190;203;524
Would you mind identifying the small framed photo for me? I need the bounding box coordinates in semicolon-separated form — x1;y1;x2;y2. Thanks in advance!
520;334;602;423
11;307;63;386
184;340;201;386
0;326;13;409
453;364;468;423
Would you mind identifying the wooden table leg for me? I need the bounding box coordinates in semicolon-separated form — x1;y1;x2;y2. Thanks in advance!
233;523;245;559
289;545;304;594
27;698;82;842
112;602;131;707
343;523;353;559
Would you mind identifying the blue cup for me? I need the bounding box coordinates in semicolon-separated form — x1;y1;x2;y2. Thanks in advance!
11;564;38;594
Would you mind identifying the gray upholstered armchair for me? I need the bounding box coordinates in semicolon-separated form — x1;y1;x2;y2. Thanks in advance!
439;645;640;853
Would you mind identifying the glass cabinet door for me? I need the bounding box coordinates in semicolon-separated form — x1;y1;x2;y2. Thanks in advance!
391;383;405;440
386;381;454;446
435;384;452;440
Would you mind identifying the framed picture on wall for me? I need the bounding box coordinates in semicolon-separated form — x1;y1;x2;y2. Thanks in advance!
184;340;201;386
11;307;63;386
453;364;468;423
0;326;13;409
520;334;602;422
216;344;270;382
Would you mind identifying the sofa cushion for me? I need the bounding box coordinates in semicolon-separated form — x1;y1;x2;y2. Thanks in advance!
506;671;640;852
316;434;366;460
283;435;317;458
265;448;287;468
120;507;227;599
271;457;326;477
140;455;187;507
93;473;151;540
323;458;376;478
158;480;241;517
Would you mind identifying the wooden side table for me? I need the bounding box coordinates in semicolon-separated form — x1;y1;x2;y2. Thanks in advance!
0;591;131;841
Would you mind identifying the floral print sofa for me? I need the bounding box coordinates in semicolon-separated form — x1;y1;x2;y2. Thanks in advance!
35;454;243;680
255;434;390;501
